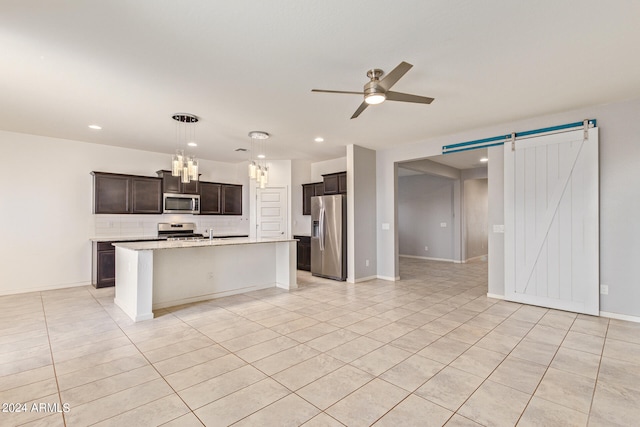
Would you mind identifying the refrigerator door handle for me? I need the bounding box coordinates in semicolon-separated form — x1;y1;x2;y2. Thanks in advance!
319;207;325;251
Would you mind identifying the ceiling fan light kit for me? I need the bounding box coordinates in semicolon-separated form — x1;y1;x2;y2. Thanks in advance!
312;61;434;118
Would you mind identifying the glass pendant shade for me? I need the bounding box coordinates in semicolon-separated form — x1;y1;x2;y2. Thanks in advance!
248;131;270;188
189;158;198;180
172;150;184;176
181;166;190;183
171;114;199;182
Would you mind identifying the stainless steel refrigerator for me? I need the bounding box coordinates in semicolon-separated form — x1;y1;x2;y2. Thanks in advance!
311;194;346;281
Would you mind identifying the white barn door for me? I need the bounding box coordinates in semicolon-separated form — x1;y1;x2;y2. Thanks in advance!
504;127;599;315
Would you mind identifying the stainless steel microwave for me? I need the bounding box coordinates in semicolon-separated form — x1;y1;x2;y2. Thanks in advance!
163;193;200;214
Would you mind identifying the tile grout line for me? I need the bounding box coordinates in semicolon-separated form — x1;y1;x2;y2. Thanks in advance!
38;291;68;427
87;286;209;426
585;317;610;425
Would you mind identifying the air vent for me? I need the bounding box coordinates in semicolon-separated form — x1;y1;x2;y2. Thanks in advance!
235;148;248;152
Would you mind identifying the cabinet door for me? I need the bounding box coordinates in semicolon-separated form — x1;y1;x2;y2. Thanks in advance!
131;177;162;214
157;170;181;193
200;182;221;214
314;182;324;196
96;249;115;288
302;184;315;215
94;173;130;214
222;185;243;215
323;174;338;194
157;169;199;194
338;172;347;194
182;179;199;195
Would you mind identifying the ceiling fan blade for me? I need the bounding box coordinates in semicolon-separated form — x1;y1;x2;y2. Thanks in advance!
351;101;369;119
378;61;413;91
385;91;434;104
312;89;364;95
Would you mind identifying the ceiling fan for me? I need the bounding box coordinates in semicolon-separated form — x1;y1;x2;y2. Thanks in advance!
312;61;434;119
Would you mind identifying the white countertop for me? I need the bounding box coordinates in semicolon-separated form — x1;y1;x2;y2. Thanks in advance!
90;236;158;242
112;237;297;251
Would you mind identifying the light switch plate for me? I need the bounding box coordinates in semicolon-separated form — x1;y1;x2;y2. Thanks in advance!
381;223;390;230
600;284;609;295
440;222;447;228
493;224;505;233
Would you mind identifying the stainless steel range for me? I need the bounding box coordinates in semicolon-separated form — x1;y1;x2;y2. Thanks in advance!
157;222;204;241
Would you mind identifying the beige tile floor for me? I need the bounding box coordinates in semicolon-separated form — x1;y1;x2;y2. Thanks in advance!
1;258;639;426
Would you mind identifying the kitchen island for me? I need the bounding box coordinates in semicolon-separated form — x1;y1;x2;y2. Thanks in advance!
112;238;297;322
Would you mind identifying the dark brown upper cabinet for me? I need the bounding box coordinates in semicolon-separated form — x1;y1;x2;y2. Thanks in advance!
321;171;347;195
92;172;162;214
302;182;324;215
221;184;242;215
131;177;163;213
156;170;199;194
199;181;221;214
93;173;130;213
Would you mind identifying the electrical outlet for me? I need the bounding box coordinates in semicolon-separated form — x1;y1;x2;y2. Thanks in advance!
440;222;447;228
365;259;370;267
600;284;609;295
424;246;429;251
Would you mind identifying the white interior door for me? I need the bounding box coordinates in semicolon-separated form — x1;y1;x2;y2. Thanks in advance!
504;127;599;315
257;187;288;239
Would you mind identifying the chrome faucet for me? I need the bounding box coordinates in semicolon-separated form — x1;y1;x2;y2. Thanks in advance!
209;228;214;240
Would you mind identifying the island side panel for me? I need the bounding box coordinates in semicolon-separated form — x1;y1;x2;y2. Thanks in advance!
276;240;298;290
152;243;277;309
114;247;154;322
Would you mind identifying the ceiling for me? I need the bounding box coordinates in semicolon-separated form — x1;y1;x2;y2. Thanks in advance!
2;1;640;164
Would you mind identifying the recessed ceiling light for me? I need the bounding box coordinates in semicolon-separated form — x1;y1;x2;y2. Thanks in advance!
480;157;489;162
314;137;324;143
188;142;197;147
88;124;102;130
257;154;266;159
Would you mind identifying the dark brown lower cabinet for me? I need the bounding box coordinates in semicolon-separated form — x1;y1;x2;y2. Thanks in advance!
93;242;116;288
295;235;311;271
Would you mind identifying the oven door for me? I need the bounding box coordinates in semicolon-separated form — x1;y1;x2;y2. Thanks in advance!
163;194;200;213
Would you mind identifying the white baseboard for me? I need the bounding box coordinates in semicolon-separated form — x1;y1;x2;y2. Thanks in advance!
400;254;460;263
376;275;400;282
600;311;640;323
486;293;505;300
464;254;488;263
153;282;276;310
351;275;378;283
0;281;91;296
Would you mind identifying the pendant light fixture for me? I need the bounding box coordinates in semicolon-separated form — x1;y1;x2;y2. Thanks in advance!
171;113;199;184
247;131;270;189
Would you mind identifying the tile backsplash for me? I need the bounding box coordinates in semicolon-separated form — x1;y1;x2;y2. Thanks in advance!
91;214;250;238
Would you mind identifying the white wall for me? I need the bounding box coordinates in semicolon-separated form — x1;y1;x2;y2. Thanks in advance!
0;130;248;295
311;157;347;181
487;146;505;296
377;96;640;318
398;174;456;261
347;145;377;282
291;159;311;236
